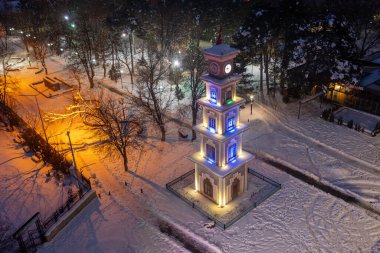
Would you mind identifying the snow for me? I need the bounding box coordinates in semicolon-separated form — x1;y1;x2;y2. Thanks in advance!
203;44;239;57
0;130;76;228
246;94;380;207
335;107;380;131
2;37;380;252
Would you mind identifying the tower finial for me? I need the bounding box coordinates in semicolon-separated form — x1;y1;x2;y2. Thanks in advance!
216;28;222;45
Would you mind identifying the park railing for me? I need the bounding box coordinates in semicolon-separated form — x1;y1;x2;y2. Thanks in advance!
43;175;92;231
166;168;281;230
13;174;92;253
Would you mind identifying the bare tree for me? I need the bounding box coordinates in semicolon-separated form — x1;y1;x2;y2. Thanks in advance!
66;18;98;88
133;46;172;141
82;94;145;171
183;44;207;140
29;35;49;75
0;24;14;105
67;61;85;91
118;31;135;86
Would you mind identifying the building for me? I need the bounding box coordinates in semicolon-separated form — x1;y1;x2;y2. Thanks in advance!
188;43;254;207
327;52;380;115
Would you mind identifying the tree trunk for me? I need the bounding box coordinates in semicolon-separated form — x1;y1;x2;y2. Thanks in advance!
279;41;289;95
123;154;128;171
129;33;134;75
2;73;7;104
191;107;197;141
141;40;144;59
89;76;95;88
259;53;263;92
159;124;166;141
264;52;270;95
42;61;48;75
23;38;29;52
132;31;136;54
102;50;106;78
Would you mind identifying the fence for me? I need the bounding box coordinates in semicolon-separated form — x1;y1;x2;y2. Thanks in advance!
42;181;91;231
13;174;92;252
166;168;281;230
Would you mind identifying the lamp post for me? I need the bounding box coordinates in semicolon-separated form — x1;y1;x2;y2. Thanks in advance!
250;94;254;115
66;131;77;170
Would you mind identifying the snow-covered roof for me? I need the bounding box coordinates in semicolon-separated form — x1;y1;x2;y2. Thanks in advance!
188;150;254;177
366;83;380;96
363;51;380;64
204;43;239;57
358;69;380;87
201;73;241;86
193;123;250;143
197;96;245;112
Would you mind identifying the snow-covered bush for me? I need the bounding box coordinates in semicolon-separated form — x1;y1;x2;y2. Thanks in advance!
347;120;353;129
337;116;343;125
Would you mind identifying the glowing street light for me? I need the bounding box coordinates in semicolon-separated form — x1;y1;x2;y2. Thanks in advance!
122;33;127;38
173;59;180;67
250;94;254;115
64;15;69;20
70;23;76;28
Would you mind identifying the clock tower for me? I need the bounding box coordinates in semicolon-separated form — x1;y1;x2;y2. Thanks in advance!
189;43;254;207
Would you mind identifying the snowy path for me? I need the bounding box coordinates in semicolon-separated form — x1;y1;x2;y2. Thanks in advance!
256;102;379;176
39;147;190;253
240;102;380;204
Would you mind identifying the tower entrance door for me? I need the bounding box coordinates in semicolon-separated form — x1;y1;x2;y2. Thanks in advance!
232;178;240;200
204;178;213;199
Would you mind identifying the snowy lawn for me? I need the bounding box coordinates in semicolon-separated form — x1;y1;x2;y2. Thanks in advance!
0;129;76;228
239;105;380;205
5;38;380;252
70;136;380;252
334;107;380;132
28;122;380;252
256;96;380;167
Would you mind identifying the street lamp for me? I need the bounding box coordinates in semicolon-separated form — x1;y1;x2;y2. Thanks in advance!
173;59;180;67
250;94;254;115
64;15;69;21
66;131;77;170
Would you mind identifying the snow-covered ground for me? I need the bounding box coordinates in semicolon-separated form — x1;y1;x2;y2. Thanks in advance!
0;129;74;228
2;37;380;252
242;95;380;206
335;107;380;131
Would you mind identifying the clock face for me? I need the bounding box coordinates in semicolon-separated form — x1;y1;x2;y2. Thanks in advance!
224;64;232;74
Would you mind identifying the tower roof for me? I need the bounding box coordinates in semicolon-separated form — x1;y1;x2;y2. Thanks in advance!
204;43;239;57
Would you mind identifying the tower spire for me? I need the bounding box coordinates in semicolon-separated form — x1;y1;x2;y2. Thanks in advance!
216;28;222;45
